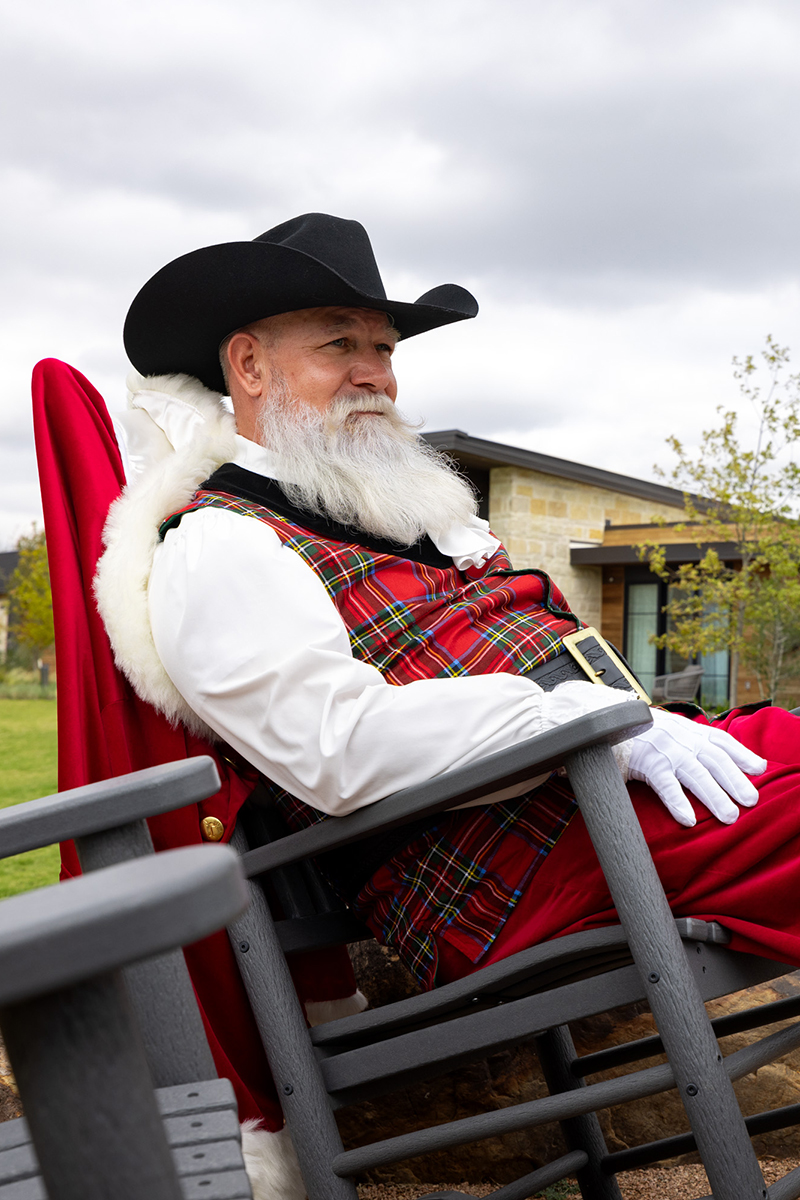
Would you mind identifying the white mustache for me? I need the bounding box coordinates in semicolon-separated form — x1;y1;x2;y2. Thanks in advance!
323;392;403;433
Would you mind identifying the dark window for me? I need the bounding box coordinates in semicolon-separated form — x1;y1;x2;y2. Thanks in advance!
623;565;729;709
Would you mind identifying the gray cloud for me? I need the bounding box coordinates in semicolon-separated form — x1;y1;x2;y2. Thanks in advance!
2;0;800;544
3;0;800;302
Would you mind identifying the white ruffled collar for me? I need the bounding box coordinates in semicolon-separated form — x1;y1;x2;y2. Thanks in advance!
121;376;501;571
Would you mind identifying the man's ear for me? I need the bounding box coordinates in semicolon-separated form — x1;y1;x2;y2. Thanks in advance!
226;331;266;398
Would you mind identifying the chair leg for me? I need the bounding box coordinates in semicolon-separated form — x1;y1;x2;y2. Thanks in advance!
228;830;358;1200
534;1024;623;1200
566;744;768;1200
76;821;218;1088
0;971;183;1200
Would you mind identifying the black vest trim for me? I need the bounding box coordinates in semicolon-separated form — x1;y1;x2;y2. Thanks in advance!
198;463;455;570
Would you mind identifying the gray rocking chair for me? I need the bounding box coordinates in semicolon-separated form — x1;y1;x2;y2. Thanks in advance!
0;760;254;1200
3;705;800;1199
651;664;704;704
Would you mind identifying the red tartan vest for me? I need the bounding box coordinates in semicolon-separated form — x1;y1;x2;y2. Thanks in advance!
161;474;582;987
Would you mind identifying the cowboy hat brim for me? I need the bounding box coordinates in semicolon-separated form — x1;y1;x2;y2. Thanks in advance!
124;240;478;394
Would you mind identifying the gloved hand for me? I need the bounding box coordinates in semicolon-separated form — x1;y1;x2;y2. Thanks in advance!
627;709;767;827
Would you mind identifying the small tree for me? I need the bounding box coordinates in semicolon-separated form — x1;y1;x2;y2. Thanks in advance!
7;529;55;668
639;336;800;707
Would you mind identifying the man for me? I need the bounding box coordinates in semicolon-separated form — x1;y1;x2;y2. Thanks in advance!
97;213;800;1195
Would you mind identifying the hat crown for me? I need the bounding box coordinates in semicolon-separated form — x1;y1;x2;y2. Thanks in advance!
254;213;386;300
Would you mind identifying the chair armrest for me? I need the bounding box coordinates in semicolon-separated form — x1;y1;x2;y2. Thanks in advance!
0;758;221;859
0;845;248;1005
239;701;652;876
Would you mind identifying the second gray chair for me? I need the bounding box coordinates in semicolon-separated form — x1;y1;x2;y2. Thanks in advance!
0;840;251;1200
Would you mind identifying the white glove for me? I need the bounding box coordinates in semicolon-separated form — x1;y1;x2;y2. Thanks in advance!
627;709;767;827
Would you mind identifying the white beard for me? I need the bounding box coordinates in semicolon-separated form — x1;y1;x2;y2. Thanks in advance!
255;379;478;546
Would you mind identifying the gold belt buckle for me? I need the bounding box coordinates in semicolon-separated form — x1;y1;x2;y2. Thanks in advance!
561;627;651;704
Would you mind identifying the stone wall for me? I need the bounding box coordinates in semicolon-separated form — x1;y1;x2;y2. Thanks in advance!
487;466;684;628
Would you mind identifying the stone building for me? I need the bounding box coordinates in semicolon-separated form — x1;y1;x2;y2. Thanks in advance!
427;430;760;709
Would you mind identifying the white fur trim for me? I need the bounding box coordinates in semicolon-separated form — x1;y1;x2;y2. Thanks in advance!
241;1121;306;1200
126;370;227;410
304;989;369;1028
94;375;237;734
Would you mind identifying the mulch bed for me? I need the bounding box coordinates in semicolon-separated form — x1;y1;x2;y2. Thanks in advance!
359;1158;800;1198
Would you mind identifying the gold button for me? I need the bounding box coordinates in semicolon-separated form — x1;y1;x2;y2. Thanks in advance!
201;816;225;842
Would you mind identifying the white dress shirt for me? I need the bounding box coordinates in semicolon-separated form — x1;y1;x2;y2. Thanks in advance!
115;389;635;817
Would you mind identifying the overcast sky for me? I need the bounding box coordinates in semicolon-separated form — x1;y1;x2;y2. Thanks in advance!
2;0;800;547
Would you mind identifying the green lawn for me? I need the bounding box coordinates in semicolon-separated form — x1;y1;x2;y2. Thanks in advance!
0;699;60;898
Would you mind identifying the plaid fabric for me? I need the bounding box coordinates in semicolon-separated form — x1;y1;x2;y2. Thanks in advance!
162;488;582;988
355;777;577;986
165;490;582;681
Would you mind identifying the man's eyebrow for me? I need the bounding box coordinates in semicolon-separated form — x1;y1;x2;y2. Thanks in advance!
322;317;358;332
321;317;399;341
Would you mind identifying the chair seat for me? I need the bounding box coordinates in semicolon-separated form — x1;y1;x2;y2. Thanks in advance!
0;1080;251;1200
651;665;704;702
310;920;794;1112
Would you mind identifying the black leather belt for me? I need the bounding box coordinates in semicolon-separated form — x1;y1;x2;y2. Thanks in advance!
525;627;649;699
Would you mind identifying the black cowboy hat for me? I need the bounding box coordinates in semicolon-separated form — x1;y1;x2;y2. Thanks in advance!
123;212;479;393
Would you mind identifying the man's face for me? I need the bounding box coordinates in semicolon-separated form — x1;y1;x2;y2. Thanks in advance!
256;306;399;414
249;305;478;545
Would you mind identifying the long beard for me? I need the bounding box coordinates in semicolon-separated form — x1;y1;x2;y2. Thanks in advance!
255;377;478;546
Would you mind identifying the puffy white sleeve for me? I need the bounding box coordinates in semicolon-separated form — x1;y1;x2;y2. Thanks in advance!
148;508;636;815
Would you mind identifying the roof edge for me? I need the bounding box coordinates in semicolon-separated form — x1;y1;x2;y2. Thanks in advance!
424;429;702;511
571;542;742;566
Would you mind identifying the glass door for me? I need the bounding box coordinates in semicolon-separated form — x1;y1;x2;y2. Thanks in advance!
625;581;660;698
